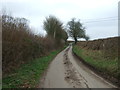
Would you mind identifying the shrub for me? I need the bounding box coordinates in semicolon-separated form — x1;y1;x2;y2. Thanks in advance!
2;14;58;77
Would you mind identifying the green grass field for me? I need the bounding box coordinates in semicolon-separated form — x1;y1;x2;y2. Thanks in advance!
73;45;118;80
2;47;66;88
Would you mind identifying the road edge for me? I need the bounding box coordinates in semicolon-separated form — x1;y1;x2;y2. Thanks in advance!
72;48;119;88
37;46;69;88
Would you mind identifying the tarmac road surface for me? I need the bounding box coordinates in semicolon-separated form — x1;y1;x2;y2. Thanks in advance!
39;45;117;88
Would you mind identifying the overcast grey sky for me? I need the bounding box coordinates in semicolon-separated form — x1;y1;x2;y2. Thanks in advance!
1;0;119;40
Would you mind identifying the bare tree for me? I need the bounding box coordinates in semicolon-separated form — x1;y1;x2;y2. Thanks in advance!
43;15;68;45
67;18;86;44
84;35;90;41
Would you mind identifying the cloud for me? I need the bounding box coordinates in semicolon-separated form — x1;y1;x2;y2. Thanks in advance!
0;0;119;40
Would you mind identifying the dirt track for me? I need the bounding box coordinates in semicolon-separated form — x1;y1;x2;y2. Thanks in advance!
39;45;117;88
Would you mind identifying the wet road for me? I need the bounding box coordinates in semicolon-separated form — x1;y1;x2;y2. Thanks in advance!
39;45;117;88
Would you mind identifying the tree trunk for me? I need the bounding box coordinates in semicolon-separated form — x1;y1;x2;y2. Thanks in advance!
74;37;77;44
54;30;56;39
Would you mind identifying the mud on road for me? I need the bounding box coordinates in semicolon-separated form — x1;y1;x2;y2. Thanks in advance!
39;45;117;88
63;47;89;88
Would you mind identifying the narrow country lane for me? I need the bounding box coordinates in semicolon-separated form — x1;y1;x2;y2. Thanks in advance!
39;45;117;88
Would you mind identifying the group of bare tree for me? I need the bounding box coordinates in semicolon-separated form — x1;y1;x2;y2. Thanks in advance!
43;16;90;45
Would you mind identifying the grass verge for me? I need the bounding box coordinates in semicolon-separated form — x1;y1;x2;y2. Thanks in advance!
3;46;67;88
73;45;119;85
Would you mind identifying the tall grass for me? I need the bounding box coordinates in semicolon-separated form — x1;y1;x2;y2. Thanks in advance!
73;45;118;77
77;37;118;59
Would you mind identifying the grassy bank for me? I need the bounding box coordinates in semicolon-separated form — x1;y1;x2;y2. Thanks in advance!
73;45;119;83
3;47;66;88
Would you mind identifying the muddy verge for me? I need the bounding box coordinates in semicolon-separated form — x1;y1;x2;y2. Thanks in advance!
72;50;119;88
